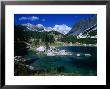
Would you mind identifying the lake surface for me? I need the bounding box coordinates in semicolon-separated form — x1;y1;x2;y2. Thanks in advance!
25;46;97;76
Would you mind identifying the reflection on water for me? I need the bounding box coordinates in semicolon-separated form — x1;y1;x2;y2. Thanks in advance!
24;46;97;76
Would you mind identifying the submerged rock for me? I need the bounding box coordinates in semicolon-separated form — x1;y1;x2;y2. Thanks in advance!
26;65;34;70
76;53;91;57
47;52;55;56
36;46;72;56
46;49;72;56
76;53;81;56
84;53;91;57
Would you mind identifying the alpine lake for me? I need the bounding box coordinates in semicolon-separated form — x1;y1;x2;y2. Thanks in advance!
23;46;97;76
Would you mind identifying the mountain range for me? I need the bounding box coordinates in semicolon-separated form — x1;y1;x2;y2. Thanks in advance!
21;15;97;38
22;23;71;34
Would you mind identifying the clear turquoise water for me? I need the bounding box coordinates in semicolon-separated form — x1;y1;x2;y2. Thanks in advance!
24;46;97;76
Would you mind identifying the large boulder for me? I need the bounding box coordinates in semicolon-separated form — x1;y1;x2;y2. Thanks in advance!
36;46;46;52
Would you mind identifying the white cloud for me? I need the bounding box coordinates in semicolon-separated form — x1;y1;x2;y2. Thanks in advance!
19;17;27;20
19;16;39;21
53;24;71;34
29;16;39;21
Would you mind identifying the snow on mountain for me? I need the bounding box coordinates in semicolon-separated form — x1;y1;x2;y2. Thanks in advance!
53;24;71;34
77;24;97;39
44;27;53;32
22;23;33;30
22;23;71;34
22;23;34;30
36;24;44;29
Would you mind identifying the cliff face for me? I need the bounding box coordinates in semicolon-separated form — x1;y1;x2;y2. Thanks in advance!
68;15;97;36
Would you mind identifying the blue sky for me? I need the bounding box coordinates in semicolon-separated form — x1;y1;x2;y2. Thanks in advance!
14;14;96;27
14;14;96;34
